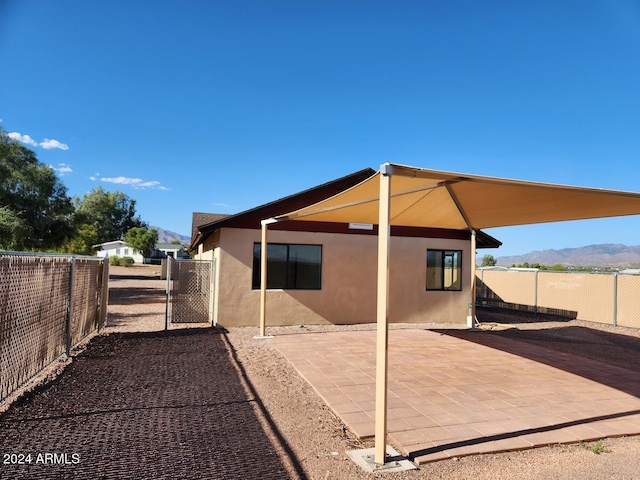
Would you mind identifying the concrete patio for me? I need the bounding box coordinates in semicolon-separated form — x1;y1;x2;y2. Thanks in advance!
271;328;640;465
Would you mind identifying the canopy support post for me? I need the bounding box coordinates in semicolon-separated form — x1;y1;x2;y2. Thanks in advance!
257;218;277;338
444;184;477;328
259;221;268;337
374;165;392;466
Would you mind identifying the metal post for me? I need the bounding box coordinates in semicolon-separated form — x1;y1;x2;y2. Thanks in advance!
65;256;76;357
467;231;477;328
259;221;268;337
98;258;110;331
374;167;392;466
165;257;171;331
534;269;539;314
613;272;618;327
210;257;216;327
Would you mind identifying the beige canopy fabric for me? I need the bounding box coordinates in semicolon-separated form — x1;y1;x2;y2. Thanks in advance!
274;163;640;229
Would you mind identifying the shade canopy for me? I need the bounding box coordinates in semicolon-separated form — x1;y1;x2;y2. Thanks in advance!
274;163;640;230
262;162;640;467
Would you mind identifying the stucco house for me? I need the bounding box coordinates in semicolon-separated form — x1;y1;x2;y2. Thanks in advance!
94;240;145;263
190;168;501;328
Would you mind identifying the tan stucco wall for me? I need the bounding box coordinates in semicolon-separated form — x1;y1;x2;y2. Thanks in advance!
212;227;471;327
476;269;640;329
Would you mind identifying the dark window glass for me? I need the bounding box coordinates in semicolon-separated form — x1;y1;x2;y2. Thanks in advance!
253;243;322;290
426;250;462;291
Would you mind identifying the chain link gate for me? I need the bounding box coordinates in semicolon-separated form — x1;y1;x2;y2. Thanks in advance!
165;258;213;327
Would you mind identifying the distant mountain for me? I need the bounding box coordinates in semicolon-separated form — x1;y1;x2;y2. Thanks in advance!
151;226;190;245
497;244;640;267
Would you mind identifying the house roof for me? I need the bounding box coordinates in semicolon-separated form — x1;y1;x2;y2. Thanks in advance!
190;168;377;250
190;167;502;250
156;242;186;250
93;240;127;249
191;212;230;243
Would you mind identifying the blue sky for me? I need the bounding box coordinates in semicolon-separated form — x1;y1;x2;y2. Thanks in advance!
1;1;639;257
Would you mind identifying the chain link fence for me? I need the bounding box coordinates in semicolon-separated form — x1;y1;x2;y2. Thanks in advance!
477;267;640;329
166;258;213;325
0;253;109;403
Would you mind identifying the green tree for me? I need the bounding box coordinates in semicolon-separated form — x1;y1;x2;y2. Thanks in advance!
124;226;158;258
61;224;100;255
0;206;26;250
76;187;145;244
481;254;497;267
0;128;74;250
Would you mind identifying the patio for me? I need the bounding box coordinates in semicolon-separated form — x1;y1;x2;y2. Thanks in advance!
271;327;640;465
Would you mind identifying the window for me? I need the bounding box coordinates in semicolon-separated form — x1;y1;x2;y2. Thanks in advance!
252;243;322;290
426;250;462;291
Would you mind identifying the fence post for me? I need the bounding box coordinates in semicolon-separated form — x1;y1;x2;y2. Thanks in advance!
165;257;171;331
210;257;216;327
65;255;76;357
613;272;618;327
98;259;110;331
534;270;539;314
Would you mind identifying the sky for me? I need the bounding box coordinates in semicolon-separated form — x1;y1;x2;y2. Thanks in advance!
1;0;639;257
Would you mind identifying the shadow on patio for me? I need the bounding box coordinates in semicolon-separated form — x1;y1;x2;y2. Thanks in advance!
439;326;640;397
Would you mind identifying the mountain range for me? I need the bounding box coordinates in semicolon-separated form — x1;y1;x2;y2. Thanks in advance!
151;226;191;245
497;244;640;267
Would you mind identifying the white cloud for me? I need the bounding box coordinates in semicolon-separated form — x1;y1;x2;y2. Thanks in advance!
100;176;168;190
7;131;69;150
50;163;73;175
8;132;38;146
39;138;69;150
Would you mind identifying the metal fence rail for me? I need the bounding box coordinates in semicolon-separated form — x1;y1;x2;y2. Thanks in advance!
0;253;108;403
477;268;640;329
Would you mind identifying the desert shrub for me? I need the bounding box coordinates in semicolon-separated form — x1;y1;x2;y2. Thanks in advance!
109;255;121;266
121;256;135;266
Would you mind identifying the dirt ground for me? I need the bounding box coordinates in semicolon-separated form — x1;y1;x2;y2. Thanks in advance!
3;264;640;479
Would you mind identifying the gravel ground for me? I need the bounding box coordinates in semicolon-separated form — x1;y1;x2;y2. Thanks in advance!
3;265;640;479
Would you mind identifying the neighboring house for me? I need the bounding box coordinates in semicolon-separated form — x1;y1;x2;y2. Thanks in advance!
190;168;501;328
94;241;145;264
153;242;190;259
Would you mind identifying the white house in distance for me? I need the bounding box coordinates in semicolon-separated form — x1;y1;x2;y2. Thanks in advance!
154;242;190;259
94;241;145;263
